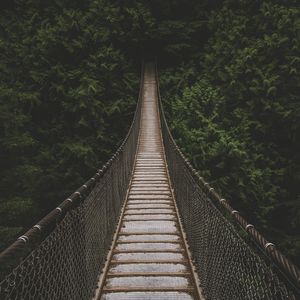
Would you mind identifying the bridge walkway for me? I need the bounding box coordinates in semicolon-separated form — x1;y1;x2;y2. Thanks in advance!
96;63;202;300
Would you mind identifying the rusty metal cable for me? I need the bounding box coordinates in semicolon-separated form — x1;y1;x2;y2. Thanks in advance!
0;64;145;299
1;61;299;299
155;62;300;299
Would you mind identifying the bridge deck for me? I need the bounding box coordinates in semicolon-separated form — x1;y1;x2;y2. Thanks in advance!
97;64;201;300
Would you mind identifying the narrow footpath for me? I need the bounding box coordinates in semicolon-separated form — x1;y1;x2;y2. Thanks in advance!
97;63;202;300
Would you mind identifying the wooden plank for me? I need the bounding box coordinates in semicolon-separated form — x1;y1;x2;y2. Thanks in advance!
106;272;191;277
118;232;180;236
110;259;189;264
102;286;195;292
113;249;184;253
116;240;182;244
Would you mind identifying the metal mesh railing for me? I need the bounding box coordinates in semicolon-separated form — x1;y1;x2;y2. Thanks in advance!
1;61;299;300
156;65;300;299
0;65;144;300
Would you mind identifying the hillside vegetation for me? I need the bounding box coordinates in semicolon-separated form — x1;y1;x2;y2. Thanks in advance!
0;0;299;266
158;0;300;264
0;0;141;251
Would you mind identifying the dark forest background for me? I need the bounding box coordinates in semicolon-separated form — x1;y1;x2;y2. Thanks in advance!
0;0;299;266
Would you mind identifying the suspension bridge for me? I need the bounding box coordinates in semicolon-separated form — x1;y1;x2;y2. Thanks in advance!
0;63;299;299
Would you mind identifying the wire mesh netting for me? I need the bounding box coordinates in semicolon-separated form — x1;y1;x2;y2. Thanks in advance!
157;70;298;299
0;63;299;300
0;69;143;300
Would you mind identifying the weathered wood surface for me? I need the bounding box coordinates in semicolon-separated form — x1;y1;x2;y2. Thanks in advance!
97;63;202;300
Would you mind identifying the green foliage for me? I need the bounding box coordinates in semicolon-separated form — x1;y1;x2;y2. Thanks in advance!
0;0;299;269
160;0;300;264
0;0;141;251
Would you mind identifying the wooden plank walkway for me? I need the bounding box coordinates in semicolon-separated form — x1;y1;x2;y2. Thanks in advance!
96;63;202;300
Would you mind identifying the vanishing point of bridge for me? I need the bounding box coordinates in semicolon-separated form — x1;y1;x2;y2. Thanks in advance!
94;64;202;299
0;63;299;299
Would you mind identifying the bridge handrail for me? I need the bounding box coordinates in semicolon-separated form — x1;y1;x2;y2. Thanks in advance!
0;63;144;299
155;62;300;297
0;64;143;263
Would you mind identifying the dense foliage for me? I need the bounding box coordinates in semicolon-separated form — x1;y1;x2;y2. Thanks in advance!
159;0;300;264
0;0;143;251
0;0;299;267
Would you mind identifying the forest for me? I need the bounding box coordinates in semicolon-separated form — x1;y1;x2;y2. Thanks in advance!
0;0;299;269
